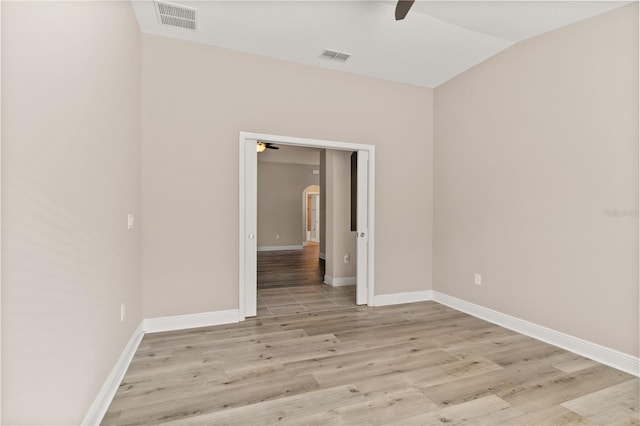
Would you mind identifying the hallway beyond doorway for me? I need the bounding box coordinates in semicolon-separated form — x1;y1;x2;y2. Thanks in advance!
257;244;356;316
258;285;356;317
258;243;324;289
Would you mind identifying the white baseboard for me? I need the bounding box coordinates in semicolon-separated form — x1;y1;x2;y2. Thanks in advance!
82;322;144;426
324;275;356;287
319;252;326;260
432;291;640;377
84;292;639;425
373;290;433;307
257;245;303;252
144;309;240;333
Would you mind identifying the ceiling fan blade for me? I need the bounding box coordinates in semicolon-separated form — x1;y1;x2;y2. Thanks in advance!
266;145;279;150
395;0;415;20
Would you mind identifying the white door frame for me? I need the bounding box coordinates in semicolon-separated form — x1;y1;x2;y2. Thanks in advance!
355;150;369;306
239;131;375;320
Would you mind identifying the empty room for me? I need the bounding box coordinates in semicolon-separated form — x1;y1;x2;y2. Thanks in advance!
1;0;638;424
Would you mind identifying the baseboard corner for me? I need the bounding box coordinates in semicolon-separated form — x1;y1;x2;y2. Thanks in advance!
324;274;356;287
82;322;145;426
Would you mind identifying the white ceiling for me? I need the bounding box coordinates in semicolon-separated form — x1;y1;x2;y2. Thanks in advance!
131;0;632;88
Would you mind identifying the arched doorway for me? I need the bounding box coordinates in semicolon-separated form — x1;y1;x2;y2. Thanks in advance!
303;185;320;245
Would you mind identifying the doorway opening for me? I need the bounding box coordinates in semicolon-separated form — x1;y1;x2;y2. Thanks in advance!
256;162;325;296
239;131;375;320
304;186;320;245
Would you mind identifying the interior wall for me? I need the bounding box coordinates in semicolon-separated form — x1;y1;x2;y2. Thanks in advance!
257;161;319;248
324;150;357;280
434;3;639;356
141;34;434;318
1;2;142;424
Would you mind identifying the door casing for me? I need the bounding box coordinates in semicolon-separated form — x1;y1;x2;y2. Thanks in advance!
239;131;375;320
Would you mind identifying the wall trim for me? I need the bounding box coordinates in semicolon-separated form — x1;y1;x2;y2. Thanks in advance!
143;309;240;333
84;292;639;425
82;322;145;426
432;291;640;377
373;290;433;307
257;245;303;252
324;275;356;287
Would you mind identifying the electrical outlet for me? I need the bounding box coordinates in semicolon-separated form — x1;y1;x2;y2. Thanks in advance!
474;273;482;286
344;254;350;264
276;234;280;240
120;303;126;322
127;214;134;230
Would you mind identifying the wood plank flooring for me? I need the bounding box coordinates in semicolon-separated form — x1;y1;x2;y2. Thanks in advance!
257;243;324;289
257;285;356;317
257;243;353;316
103;302;639;425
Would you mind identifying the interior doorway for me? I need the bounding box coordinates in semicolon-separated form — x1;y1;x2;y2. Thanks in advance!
304;187;320;244
239;131;375;320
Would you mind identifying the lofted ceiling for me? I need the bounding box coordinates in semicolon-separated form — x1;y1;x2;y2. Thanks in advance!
131;0;632;88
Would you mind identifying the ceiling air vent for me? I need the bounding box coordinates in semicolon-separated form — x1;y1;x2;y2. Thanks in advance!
320;49;351;63
154;1;197;31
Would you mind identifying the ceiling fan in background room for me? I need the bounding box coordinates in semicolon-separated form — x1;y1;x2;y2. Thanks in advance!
257;141;279;153
395;0;415;20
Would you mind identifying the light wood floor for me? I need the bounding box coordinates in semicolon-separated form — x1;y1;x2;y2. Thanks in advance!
257;244;355;316
257;284;356;317
258;243;324;289
103;302;639;425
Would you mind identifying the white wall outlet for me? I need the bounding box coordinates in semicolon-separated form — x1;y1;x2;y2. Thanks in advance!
276;234;280;240
120;303;126;322
127;214;134;230
474;273;482;286
344;254;350;264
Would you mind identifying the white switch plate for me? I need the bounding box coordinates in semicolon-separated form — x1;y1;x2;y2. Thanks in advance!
276;234;280;240
120;303;126;322
127;214;134;230
344;254;350;264
474;273;482;286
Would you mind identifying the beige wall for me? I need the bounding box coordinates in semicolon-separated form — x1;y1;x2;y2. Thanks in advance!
257;161;319;247
434;4;639;356
324;150;357;280
1;1;142;424
141;34;434;317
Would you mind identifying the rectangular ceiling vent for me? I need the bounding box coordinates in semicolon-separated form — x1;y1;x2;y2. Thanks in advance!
154;1;197;31
320;49;351;63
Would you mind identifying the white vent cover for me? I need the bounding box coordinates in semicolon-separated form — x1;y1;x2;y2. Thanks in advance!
320;49;351;63
154;1;197;31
